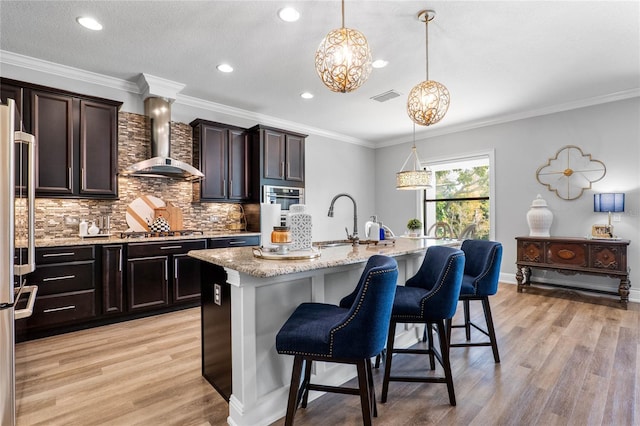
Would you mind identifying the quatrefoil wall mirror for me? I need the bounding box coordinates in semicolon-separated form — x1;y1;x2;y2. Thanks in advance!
536;145;606;200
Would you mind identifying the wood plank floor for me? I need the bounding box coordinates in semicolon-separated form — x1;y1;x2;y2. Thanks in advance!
15;284;639;425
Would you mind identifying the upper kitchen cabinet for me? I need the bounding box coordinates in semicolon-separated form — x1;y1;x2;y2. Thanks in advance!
191;119;251;202
248;125;306;190
0;78;122;199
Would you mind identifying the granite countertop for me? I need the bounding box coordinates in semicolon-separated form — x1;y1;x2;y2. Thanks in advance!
188;238;460;278
23;231;261;248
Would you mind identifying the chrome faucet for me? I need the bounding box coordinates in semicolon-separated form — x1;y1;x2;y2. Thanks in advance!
327;193;359;245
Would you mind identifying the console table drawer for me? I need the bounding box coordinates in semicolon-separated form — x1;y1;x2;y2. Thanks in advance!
590;244;626;271
547;242;586;266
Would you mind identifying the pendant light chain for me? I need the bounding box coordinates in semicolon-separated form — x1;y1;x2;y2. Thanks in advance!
425;17;429;81
341;0;345;28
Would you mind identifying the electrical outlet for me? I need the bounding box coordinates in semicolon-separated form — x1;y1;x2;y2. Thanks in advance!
214;284;222;306
612;214;622;222
210;215;220;223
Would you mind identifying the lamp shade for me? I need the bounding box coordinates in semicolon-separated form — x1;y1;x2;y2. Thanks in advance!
594;193;625;213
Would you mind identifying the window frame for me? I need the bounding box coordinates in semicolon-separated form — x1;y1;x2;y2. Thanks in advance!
415;149;496;241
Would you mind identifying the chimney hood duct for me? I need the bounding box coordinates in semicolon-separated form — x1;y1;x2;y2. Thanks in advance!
122;97;204;181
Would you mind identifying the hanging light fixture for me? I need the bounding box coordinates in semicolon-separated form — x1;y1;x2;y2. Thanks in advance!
396;123;432;190
407;9;450;126
315;0;372;93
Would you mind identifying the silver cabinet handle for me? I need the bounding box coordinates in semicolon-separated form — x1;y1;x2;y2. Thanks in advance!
164;261;168;281
174;257;178;280
223;179;226;197
160;245;183;250
68;167;72;188
44;305;75;313
42;274;75;282
43;252;75;257
118;248;122;272
287;162;290;178
229;240;247;245
281;162;285;178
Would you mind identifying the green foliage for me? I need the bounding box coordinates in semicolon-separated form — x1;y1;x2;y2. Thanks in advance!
406;218;423;231
433;166;490;240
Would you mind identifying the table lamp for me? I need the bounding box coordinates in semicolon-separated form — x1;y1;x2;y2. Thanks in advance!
593;193;624;237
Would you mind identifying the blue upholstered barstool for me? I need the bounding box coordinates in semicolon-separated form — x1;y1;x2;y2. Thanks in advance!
380;246;465;406
448;239;503;363
276;255;398;426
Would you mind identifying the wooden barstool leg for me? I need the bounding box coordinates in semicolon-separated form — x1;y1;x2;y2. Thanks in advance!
300;359;313;407
436;320;456;406
285;355;304;426
426;322;436;370
365;357;377;417
356;359;373;426
463;299;471;340
482;297;500;363
380;321;396;403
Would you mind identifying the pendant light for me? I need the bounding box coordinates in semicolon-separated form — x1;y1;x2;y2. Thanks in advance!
407;9;450;126
315;0;372;93
396;123;432;190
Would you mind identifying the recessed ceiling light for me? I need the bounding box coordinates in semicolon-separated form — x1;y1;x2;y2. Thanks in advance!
278;7;300;22
300;92;314;99
217;64;234;73
372;59;389;69
76;16;103;31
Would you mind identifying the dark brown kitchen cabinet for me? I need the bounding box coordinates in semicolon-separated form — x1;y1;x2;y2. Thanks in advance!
101;244;124;315
248;125;306;195
0;78;121;199
0;81;28;193
190;119;251;202
127;239;206;311
15;246;97;338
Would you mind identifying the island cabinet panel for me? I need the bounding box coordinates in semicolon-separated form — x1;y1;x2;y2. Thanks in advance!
201;263;232;401
191;119;251;202
15;246;97;338
0;77;122;199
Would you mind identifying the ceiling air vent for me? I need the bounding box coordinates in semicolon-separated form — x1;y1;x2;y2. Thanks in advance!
370;90;401;103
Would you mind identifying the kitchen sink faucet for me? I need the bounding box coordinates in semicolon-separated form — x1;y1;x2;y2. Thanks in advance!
327;193;359;245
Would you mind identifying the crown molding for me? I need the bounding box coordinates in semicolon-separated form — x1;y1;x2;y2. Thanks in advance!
377;88;640;148
2;50;637;150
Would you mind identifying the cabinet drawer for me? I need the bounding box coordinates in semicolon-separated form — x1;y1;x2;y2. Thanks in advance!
590;244;626;271
546;242;587;266
209;235;260;248
127;239;207;257
36;246;95;264
28;262;95;295
24;290;96;328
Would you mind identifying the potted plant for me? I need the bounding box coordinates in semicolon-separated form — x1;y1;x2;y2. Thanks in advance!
406;218;423;237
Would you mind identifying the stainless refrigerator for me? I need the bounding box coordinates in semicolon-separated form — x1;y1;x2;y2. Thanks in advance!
1;98;37;425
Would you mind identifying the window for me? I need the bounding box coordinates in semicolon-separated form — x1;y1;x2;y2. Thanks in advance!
422;153;493;240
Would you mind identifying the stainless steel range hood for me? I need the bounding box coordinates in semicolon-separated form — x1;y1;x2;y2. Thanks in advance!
122;97;204;181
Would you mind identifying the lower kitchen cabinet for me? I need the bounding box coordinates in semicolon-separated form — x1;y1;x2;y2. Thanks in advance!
15;245;96;338
101;244;124;314
127;239;207;312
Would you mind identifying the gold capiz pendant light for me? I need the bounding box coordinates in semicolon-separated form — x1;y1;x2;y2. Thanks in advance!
315;0;372;93
407;10;450;126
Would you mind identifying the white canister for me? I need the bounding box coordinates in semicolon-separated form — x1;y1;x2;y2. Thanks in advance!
287;210;312;251
526;194;553;237
79;219;88;237
365;221;380;242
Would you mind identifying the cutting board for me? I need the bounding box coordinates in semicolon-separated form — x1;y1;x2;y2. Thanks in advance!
126;195;165;231
154;202;183;231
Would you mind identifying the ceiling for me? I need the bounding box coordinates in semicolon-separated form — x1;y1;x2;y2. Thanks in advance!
1;1;639;147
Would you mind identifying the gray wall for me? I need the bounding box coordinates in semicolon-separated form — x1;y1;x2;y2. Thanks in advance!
375;98;640;301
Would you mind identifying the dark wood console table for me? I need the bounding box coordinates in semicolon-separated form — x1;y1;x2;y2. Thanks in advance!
515;236;631;308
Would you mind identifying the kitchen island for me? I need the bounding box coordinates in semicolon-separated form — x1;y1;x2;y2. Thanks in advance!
189;238;458;426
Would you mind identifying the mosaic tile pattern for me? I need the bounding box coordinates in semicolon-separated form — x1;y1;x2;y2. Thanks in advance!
30;112;250;240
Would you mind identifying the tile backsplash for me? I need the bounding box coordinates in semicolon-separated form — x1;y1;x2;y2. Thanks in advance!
29;111;246;239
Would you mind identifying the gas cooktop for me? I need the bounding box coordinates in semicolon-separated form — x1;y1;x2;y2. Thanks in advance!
118;230;204;239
